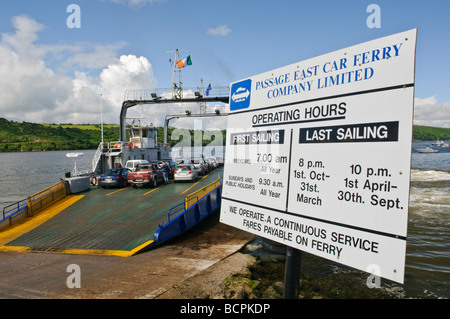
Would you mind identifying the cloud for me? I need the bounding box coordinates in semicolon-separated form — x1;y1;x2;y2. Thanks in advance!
102;0;165;7
207;25;232;37
62;42;128;70
414;96;450;128
2;15;44;54
0;15;227;130
0;15;157;125
100;54;157;106
0;16;71;119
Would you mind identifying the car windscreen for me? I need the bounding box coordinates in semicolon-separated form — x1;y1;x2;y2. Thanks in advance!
105;169;121;175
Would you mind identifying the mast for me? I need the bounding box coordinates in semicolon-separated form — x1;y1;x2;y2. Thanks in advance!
167;49;189;99
198;78;206;114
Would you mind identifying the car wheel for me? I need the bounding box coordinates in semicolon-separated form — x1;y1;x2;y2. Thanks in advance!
153;178;157;188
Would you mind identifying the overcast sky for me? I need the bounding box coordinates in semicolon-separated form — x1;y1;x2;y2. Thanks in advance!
0;0;449;128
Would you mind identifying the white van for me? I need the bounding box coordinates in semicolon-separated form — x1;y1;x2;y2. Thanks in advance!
125;160;149;172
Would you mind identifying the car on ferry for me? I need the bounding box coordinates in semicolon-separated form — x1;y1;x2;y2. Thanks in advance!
174;164;198;183
98;168;130;188
127;163;164;188
205;157;219;169
190;157;208;175
215;156;223;166
125;159;149;172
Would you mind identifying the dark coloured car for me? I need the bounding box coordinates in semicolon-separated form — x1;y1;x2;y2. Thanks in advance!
99;168;130;188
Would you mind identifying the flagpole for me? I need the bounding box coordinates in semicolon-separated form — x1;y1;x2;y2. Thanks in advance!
100;93;104;147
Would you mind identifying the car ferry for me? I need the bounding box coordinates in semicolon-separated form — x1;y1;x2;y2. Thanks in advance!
0;50;230;257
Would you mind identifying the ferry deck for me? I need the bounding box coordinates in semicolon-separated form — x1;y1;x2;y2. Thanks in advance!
0;167;223;257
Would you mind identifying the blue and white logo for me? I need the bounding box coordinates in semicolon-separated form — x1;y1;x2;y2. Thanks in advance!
230;79;251;111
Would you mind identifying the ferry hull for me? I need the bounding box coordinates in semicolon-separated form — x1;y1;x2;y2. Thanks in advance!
153;181;222;247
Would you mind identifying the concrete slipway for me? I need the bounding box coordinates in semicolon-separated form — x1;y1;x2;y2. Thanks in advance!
0;167;254;298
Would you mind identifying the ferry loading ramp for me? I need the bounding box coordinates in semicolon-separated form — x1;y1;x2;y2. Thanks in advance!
0;168;223;257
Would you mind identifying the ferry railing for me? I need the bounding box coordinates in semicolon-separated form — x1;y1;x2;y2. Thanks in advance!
167;196;198;222
105;141;124;156
167;203;184;222
124;86;230;101
27;180;66;217
155;175;222;245
184;176;221;210
1;199;28;225
166;175;221;222
91;141;123;174
1;180;67;227
92;142;104;174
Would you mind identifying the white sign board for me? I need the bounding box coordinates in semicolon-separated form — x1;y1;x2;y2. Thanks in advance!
220;29;417;283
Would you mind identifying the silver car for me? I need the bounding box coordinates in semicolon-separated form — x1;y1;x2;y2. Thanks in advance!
174;164;198;182
190;157;208;175
205;157;219;169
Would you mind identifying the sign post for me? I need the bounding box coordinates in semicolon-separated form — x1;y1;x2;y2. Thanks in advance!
283;247;302;299
220;29;417;285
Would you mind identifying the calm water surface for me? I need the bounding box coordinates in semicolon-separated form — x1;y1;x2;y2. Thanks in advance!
0;142;448;298
0;150;96;206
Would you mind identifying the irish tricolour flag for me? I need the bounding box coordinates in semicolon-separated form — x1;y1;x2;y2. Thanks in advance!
176;55;192;68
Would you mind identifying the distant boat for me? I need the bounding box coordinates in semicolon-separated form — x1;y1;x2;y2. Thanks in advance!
431;140;445;146
417;147;439;153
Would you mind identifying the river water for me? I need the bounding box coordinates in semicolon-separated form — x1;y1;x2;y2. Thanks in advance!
406;141;449;298
0;142;448;299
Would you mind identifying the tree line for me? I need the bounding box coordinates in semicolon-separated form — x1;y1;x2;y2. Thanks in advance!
1;118;448;152
412;125;450;141
0;118;226;152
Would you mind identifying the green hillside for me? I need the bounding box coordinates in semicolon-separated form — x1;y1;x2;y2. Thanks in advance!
0;118;448;152
412;125;450;141
0;118;226;152
0;118;120;152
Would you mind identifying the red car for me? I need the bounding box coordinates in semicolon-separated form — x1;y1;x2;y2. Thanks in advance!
127;163;164;188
